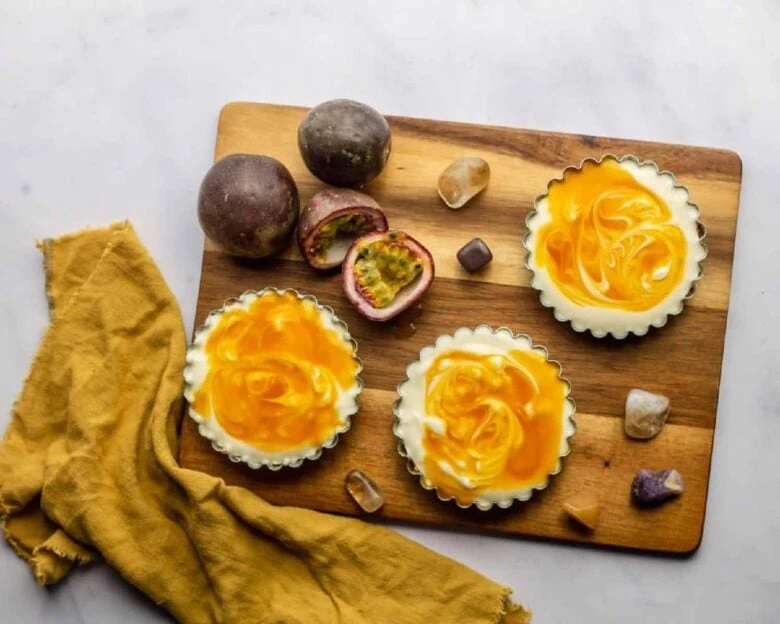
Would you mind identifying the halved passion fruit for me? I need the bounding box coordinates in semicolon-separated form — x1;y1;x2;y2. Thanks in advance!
342;230;434;321
297;188;388;270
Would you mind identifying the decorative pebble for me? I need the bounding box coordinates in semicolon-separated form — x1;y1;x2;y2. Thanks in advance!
632;469;685;505
562;492;600;530
624;389;670;440
457;238;493;273
345;469;384;513
437;157;490;209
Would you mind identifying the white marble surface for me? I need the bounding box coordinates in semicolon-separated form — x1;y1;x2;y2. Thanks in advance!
1;1;779;622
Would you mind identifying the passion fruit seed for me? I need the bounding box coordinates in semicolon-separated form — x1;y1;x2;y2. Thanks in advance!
312;213;372;260
353;241;423;308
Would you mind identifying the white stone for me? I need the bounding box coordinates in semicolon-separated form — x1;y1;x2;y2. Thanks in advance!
624;389;671;440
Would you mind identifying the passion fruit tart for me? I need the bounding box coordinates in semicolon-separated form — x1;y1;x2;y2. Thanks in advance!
297;188;388;270
184;288;363;469
342;230;434;322
393;326;576;510
524;155;707;338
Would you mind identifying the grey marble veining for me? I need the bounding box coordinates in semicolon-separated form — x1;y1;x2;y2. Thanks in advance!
1;1;779;622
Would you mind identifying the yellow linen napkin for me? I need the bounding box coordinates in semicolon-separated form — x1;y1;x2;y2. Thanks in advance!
0;222;530;623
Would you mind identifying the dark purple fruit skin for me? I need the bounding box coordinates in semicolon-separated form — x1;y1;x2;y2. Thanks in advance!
197;154;299;259
298;99;391;188
297;188;383;244
297;188;387;270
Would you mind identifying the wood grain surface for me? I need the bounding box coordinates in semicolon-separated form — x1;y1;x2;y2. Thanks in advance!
178;102;742;554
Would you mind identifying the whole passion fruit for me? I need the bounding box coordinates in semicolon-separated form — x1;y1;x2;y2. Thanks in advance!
197;154;299;258
298;188;388;271
342;230;434;322
298;99;391;188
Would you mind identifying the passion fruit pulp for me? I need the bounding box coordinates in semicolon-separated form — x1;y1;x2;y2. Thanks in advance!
297;188;388;270
342;231;434;322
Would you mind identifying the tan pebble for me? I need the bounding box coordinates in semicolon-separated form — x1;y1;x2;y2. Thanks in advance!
345;469;384;513
563;492;600;531
437;157;490;209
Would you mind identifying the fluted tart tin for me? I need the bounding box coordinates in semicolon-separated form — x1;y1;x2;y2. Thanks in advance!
184;287;363;470
524;154;707;339
392;325;576;511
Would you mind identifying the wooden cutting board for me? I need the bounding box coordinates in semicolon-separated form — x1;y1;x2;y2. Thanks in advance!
179;102;742;554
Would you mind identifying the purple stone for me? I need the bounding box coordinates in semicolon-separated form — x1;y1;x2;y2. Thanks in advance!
457;238;493;273
632;469;685;505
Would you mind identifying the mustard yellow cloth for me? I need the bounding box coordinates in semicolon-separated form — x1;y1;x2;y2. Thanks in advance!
0;222;530;623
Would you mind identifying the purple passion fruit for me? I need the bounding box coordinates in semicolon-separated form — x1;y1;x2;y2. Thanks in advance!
342;230;434;322
298;99;391;188
298;188;388;270
197;154;299;259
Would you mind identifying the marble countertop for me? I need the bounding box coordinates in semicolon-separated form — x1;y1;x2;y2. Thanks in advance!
2;2;778;622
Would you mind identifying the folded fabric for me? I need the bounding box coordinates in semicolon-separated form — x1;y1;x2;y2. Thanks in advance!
0;222;530;623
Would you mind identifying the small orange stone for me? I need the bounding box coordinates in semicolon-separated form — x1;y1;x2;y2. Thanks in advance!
563;492;600;530
437;157;490;209
345;470;384;513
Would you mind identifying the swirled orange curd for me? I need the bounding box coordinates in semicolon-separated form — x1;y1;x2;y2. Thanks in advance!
184;290;361;467
394;327;575;508
526;157;706;337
